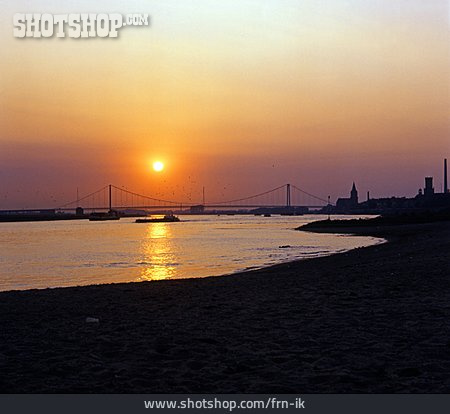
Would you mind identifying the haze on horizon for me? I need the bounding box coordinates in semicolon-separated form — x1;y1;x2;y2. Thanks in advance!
0;0;449;209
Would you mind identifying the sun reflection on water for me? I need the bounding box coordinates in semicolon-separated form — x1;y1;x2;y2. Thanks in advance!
138;223;177;281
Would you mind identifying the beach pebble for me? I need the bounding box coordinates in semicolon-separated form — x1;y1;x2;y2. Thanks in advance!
86;317;100;324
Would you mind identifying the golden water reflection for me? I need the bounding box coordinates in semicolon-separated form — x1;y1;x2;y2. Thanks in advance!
138;223;177;281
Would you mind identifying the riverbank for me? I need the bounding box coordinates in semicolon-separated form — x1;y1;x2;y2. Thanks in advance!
0;221;449;393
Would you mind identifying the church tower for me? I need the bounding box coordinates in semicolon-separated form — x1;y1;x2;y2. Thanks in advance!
350;182;358;205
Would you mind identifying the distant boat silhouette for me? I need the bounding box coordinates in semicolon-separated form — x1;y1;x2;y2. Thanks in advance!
89;211;120;221
135;214;180;223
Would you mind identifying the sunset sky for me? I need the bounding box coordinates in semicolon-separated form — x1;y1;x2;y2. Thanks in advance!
0;0;449;208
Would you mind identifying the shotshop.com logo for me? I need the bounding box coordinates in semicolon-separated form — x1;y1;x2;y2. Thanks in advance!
13;13;150;38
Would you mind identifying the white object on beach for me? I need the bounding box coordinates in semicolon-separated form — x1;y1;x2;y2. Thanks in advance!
86;317;100;323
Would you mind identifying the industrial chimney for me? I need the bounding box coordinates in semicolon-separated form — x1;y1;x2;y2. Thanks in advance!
424;177;434;197
445;158;448;194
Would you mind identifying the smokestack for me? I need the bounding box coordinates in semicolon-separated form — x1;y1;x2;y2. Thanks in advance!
424;177;434;197
445;158;448;194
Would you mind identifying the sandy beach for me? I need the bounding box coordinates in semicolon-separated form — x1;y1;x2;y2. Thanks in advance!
1;221;449;393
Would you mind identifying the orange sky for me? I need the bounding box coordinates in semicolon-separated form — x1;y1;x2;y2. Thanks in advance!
0;0;449;208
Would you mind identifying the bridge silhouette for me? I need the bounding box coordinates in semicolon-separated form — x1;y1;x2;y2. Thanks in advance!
57;184;331;212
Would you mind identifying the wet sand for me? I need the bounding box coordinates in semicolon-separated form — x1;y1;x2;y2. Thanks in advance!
0;221;449;393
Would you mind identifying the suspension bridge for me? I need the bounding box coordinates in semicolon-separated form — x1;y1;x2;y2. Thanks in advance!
55;183;331;212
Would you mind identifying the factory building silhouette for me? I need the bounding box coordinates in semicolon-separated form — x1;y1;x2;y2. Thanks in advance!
329;159;450;215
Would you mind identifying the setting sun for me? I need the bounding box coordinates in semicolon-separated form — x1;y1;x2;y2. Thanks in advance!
152;161;164;172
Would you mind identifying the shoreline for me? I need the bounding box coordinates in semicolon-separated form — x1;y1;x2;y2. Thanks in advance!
1;221;449;392
0;222;385;294
0;235;386;294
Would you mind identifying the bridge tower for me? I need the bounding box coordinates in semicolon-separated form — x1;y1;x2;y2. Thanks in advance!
286;184;291;208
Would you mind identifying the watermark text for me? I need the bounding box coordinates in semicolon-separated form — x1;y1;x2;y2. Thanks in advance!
13;13;150;38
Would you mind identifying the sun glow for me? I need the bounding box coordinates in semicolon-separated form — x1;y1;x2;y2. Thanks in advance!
153;161;164;172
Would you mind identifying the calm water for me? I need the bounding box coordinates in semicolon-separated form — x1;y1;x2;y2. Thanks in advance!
0;215;383;291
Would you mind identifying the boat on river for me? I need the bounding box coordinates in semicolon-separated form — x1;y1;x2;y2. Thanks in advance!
135;214;180;223
89;211;120;221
